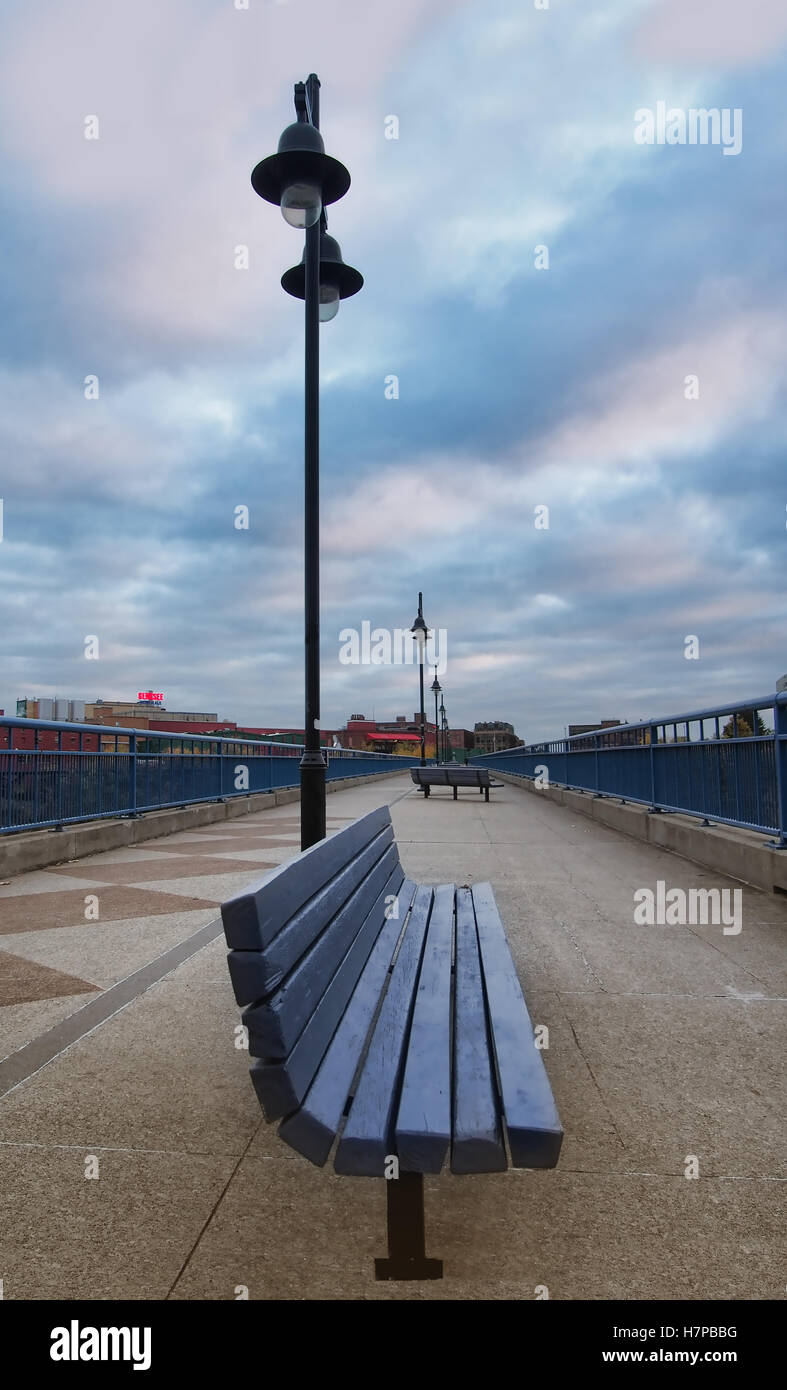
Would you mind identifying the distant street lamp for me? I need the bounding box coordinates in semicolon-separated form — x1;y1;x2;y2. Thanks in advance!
439;697;447;763
251;74;363;851
410;593;428;766
431;671;442;765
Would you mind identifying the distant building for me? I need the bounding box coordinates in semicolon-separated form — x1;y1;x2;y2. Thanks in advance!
443;727;476;761
86;699;228;728
343;713;475;760
230;727;340;747
344;713;426;756
17;697;86;722
15;696;239;735
567;720;622;738
473;720;520;754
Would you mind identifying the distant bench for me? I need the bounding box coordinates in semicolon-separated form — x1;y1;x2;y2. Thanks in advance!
221;804;563;1280
410;765;499;801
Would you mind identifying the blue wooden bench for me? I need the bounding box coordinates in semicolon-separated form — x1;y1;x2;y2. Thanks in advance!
411;765;498;801
221;804;563;1280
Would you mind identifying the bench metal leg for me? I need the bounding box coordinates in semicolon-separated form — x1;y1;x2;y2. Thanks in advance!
374;1174;443;1281
484;787;489;802
453;786;458;800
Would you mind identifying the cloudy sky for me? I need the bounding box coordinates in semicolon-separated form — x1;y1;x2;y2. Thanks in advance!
1;0;785;742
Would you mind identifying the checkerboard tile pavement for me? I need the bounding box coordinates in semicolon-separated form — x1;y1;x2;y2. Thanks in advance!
0;812;351;1063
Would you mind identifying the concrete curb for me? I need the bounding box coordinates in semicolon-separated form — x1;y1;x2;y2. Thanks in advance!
492;771;787;894
0;770;407;879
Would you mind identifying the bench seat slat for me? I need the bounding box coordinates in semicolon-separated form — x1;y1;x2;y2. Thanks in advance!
222;804;391;950
334;885;434;1176
451;887;506;1174
250;865;407;1122
243;843;401;1058
394;883;454;1173
471;883;564;1168
278;877;417;1167
228;825;395;999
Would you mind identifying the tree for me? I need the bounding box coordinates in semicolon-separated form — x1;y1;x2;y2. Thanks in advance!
721;709;768;738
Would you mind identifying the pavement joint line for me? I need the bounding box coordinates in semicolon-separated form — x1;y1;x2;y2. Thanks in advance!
554;990;627;1153
165;1118;269;1300
525;1169;787;1182
553;918;606;990
0;1139;252;1160
231;1153;787;1183
678;921;772;990
552;1171;787;1182
554;989;787;1001
0;916;226;1101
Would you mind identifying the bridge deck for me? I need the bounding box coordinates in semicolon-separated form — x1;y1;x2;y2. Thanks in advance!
0;775;784;1300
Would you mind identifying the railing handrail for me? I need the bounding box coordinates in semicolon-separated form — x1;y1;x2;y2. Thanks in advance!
0;715;410;759
472;691;786;759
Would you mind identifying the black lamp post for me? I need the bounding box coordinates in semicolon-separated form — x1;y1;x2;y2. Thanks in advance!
439;697;447;763
431;671;441;765
251;74;363;851
410;593;428;766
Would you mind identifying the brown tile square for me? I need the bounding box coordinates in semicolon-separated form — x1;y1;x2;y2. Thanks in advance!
52;856;278;885
0;886;219;936
0;950;99;1005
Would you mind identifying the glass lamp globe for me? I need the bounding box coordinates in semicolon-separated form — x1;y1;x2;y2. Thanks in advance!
281;181;322;228
319;284;340;321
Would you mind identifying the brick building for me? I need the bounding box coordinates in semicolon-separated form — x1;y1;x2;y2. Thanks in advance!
473;720;521;754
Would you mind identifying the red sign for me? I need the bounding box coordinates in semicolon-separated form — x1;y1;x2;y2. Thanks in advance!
138;691;164;703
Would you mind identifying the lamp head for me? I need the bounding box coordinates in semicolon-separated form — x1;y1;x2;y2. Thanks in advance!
251;122;351;228
281;232;363;317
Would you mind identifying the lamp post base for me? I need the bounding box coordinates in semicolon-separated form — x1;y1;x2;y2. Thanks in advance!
300;754;326;851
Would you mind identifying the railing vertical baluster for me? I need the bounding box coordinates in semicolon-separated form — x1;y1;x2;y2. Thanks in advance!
732;714;741;824
33;730;39;827
772;698;787;848
649;724;658;811
56;728;63;827
752;721;761;832
130;732;137;817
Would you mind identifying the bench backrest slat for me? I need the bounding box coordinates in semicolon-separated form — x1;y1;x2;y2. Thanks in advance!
251;864;408;1122
472;882;563;1168
243;843;401;1058
222;804;392;950
450;767;489;784
334;884;434;1175
227;822;395;999
451;887;507;1174
394;882;454;1173
279;877;417;1167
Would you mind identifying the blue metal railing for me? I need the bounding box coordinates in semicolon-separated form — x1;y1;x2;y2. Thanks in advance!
0;717;419;833
470;693;787;845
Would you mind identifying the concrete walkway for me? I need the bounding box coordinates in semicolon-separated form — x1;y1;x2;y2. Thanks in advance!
0;776;784;1300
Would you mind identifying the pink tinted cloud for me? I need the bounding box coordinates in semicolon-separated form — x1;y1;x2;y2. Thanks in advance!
631;0;787;65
